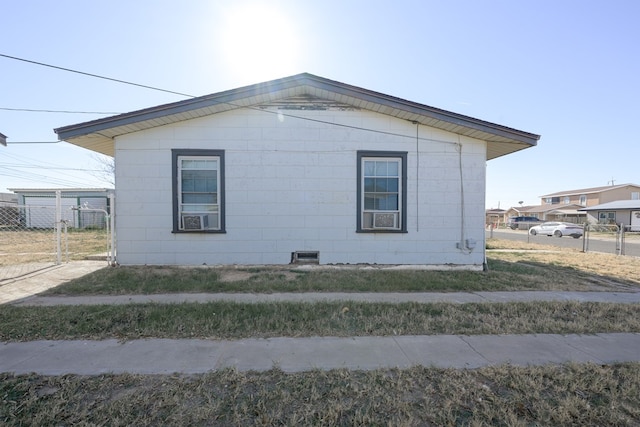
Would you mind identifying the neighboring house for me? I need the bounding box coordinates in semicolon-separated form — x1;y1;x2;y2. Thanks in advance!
55;73;539;268
580;200;640;230
504;206;539;219
0;192;17;206
505;204;586;224
485;208;506;228
0;192;18;226
540;184;640;207
504;184;640;225
8;188;113;228
542;204;587;223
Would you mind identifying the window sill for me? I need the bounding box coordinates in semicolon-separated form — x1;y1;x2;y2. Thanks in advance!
356;229;408;234
172;229;226;234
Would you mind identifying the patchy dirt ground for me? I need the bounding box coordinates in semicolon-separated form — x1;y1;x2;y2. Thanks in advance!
218;269;299;283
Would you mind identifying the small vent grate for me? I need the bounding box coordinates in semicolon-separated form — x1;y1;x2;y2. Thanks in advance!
291;251;319;264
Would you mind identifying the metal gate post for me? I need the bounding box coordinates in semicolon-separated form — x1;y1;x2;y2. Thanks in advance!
109;192;115;265
615;224;621;256
55;190;62;265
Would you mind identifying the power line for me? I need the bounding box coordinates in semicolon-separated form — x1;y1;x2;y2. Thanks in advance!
4;141;59;144
0;107;122;115
0;53;195;98
0;163;101;172
1;53;460;146
0;166;111;188
0;150;107;185
0;167;100;188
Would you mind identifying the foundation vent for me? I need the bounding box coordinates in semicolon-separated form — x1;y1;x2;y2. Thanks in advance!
291;251;319;264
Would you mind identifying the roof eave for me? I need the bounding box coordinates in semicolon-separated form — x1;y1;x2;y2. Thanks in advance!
540;183;640;198
55;73;540;159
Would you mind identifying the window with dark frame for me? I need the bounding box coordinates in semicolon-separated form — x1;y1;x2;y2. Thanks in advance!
172;149;225;233
598;211;616;225
357;151;407;233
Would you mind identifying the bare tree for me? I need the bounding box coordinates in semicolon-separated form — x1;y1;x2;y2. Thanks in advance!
91;153;115;187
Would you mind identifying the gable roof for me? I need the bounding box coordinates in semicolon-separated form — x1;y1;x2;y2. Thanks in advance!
54;73;540;159
507;205;540;214
579;200;640;211
509;204;586;215
545;207;586;216
540;183;640;198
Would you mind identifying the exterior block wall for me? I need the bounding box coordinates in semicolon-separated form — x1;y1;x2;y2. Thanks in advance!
114;107;487;268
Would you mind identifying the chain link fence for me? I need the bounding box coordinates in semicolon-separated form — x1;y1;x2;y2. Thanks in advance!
582;223;631;256
0;195;113;282
487;220;638;257
0;204;58;280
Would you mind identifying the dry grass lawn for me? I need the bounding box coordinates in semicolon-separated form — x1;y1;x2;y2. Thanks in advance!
42;246;640;296
3;238;640;425
487;238;640;287
2;300;640;341
0;229;107;266
2;363;639;426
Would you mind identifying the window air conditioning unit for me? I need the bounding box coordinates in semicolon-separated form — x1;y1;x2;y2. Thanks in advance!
372;212;398;229
182;214;209;230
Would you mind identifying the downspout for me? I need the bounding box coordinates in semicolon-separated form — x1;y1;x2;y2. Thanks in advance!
415;122;419;232
484;160;489;272
55;190;62;265
110;192;116;266
457;139;468;253
456;137;475;256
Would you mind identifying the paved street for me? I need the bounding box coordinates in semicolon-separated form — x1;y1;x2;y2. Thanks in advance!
487;229;640;257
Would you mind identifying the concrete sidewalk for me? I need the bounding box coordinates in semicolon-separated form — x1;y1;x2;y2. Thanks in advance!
3;260;640;376
0;261;107;305
11;290;640;306
2;333;639;375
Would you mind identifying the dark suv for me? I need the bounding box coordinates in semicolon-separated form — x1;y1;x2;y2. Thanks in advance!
507;216;541;230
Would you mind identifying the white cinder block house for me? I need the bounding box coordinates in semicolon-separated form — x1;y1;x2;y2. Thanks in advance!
55;74;539;269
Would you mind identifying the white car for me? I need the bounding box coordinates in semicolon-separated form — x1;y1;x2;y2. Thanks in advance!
529;222;584;238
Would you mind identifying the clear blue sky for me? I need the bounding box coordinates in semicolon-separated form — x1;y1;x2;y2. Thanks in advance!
2;0;638;209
